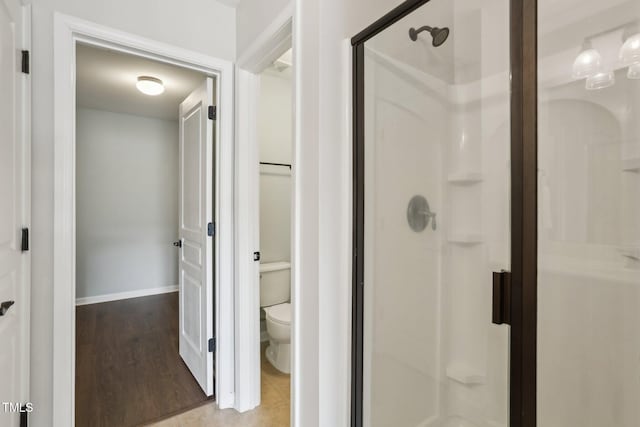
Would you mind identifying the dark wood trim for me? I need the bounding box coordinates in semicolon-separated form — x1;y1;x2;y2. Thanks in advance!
351;42;365;427
509;0;524;424
511;0;538;425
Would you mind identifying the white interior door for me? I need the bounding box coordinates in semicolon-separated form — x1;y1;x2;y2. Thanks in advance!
0;0;30;423
178;77;215;396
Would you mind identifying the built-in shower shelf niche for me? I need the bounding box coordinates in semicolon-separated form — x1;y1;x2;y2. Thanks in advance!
447;172;483;184
622;157;640;172
448;232;484;244
446;364;486;385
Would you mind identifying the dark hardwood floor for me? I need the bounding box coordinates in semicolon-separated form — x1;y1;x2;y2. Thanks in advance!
75;292;211;427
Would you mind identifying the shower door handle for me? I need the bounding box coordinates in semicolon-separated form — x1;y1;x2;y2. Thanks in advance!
492;271;511;325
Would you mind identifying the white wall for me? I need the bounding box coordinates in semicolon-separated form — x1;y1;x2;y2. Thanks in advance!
259;72;292;264
293;0;414;425
26;0;235;424
236;0;291;57
75;108;178;300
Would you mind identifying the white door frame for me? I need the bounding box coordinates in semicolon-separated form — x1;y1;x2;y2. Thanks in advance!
1;0;31;411
52;13;235;426
18;2;32;409
234;3;293;413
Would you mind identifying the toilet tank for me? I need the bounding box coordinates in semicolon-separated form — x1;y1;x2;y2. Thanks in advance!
260;262;291;307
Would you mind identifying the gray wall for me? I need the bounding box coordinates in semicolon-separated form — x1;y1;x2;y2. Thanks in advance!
76;108;179;300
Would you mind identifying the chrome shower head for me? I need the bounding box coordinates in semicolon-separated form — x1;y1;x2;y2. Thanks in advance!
409;25;450;47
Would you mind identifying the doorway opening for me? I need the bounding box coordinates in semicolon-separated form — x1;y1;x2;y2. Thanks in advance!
256;46;293;424
52;15;235;426
231;10;294;420
74;43;217;426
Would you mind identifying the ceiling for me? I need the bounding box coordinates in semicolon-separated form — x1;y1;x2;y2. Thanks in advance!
216;0;240;7
76;44;210;121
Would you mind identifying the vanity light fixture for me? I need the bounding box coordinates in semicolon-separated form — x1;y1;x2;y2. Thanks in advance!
585;70;615;90
136;76;165;96
572;41;603;80
620;33;640;79
620;33;640;64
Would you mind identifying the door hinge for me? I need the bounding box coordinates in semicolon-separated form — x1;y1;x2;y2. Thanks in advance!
21;228;29;252
21;50;29;74
208;105;216;121
492;270;511;325
207;222;215;237
253;251;261;261
208;337;216;353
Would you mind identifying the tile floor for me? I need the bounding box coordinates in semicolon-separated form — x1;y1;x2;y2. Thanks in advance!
148;342;290;427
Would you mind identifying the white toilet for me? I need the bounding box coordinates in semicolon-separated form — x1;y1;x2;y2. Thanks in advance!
260;261;291;374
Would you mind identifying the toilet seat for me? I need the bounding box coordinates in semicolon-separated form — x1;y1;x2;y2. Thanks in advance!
264;302;291;325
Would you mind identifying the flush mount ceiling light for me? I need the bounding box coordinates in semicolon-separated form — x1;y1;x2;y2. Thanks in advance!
619;33;640;65
572;42;603;79
136;76;165;96
585;70;615;90
628;63;640;79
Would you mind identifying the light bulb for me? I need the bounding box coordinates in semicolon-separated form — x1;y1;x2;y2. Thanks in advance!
619;33;640;65
572;48;603;79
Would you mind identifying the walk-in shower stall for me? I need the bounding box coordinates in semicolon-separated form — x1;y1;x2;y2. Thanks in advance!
351;0;640;426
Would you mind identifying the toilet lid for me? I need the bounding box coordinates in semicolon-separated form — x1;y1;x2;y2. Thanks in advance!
264;303;291;324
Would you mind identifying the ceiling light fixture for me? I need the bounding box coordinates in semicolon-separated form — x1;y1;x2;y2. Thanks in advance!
572;41;603;80
585;70;615;90
136;76;165;96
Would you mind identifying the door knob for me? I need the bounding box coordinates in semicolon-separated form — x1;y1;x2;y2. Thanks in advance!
173;240;182;248
0;301;15;316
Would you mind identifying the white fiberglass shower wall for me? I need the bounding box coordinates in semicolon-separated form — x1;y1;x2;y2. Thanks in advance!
361;0;511;426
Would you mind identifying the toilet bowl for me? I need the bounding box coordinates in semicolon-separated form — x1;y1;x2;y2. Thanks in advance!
260;262;291;373
263;302;291;373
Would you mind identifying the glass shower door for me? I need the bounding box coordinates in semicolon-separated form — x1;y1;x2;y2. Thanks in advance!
537;1;640;425
355;0;512;426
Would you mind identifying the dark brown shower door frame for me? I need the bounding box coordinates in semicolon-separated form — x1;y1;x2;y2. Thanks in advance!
350;0;538;426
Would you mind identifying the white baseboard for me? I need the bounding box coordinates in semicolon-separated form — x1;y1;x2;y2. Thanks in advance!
75;285;179;306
